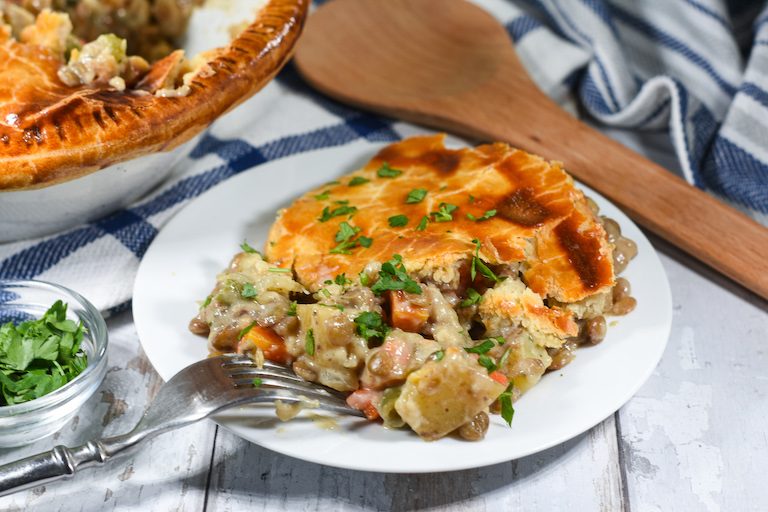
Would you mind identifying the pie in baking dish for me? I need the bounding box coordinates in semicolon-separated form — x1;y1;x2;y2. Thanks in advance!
190;134;638;441
0;0;308;191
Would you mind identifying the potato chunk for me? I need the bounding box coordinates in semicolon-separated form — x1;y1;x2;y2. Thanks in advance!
394;347;505;441
496;332;552;395
293;304;367;392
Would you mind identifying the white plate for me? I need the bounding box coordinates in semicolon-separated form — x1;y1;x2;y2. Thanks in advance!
133;139;672;473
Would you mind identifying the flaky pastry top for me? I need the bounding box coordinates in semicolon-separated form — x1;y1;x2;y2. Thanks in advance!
0;0;308;191
265;134;615;303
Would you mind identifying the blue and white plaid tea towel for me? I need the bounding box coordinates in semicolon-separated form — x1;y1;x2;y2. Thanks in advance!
2;0;767;313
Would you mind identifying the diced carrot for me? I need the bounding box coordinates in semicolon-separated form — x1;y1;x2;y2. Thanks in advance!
489;371;508;385
388;290;429;332
347;388;381;420
363;402;380;421
237;325;289;363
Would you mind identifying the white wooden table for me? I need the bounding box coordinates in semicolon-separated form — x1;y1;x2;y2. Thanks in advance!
1;128;766;511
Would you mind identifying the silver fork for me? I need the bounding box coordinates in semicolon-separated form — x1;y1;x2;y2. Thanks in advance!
0;354;364;496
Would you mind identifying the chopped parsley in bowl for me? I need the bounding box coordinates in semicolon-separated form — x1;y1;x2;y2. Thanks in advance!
0;280;108;447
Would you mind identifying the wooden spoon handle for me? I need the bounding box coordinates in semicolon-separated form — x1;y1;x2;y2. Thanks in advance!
417;82;768;300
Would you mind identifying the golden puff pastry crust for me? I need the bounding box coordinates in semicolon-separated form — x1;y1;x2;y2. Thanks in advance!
0;0;308;191
265;134;615;304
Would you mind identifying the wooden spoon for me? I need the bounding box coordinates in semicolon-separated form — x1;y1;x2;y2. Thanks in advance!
294;0;768;300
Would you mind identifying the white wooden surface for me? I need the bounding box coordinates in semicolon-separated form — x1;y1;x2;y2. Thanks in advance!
1;209;766;511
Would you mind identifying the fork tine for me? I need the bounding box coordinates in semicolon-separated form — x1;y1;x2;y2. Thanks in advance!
230;369;347;402
226;377;366;418
221;355;348;398
228;366;305;384
216;354;365;417
234;378;349;408
250;393;366;417
222;357;298;377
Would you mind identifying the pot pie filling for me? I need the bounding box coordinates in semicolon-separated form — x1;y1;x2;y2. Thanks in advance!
190;134;638;442
1;0;206;95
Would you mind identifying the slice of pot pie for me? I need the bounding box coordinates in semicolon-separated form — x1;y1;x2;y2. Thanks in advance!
190;134;638;441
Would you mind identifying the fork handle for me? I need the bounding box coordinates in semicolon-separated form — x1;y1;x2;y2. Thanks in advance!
0;441;110;496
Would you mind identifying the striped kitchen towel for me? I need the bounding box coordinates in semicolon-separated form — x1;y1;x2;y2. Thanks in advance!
1;0;767;313
495;0;768;223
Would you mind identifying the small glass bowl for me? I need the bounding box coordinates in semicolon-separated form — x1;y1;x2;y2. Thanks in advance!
0;280;108;447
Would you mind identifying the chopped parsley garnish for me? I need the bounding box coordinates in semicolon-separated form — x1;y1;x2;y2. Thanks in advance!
498;382;516;426
267;267;291;273
476;260;506;283
459;287;482;307
314;190;331;201
468;195;476;204
240;240;265;260
0;301;88;406
471;238;482;268
333;200;349;205
318;288;331;298
336;221;360;241
359;272;369;286
253;378;263;387
318;204;358;222
241;283;258;298
415;215;429;231
470;238;507;283
405;188;427;204
467;209;497;221
326;180;341;186
476;347;511;375
319;303;345;311
349;176;370;186
353;311;390;347
286;301;298;316
370;254;422;295
200;295;212;310
497;347;511;369
305;329;315;355
388;214;409;227
334;274;352;286
477;354;497;373
240;240;258;253
464;339;495;354
377;162;403;178
431;349;445;362
238;320;258;340
330;222;371;254
430;203;458;222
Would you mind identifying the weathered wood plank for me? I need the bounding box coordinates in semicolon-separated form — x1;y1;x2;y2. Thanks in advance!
618;242;768;511
204;413;624;511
